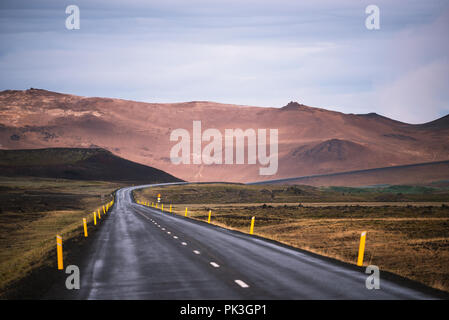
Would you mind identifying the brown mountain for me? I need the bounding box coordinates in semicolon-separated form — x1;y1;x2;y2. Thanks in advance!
1;88;448;184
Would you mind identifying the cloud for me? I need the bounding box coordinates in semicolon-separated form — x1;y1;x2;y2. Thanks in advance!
376;59;449;124
373;8;449;123
0;0;448;123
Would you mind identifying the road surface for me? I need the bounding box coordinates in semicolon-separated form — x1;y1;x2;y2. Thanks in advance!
46;183;441;299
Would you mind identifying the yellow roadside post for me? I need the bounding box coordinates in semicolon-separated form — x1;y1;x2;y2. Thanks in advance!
56;235;63;270
83;218;88;237
151;202;154;207
208;210;212;224
103;205;106;215
93;212;97;225
170;204;172;213
357;231;367;266
185;207;188;217
161;204;164;212
250;216;255;235
156;203;158;209
98;208;101;219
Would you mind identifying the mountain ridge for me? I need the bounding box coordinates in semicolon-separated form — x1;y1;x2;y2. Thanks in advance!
1;88;448;183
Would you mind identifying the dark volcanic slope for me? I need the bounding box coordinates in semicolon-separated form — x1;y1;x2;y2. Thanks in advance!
0;148;182;183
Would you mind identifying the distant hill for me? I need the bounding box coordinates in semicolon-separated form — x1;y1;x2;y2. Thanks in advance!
0;148;182;183
248;160;449;187
1;88;448;183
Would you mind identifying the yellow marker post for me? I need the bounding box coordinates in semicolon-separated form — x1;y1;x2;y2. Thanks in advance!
93;212;97;225
56;235;63;270
185;207;188;217
249;216;255;235
103;205;106;214
83;218;88;237
156;203;158;209
98;208;101;219
170;204;172;213
161;204;164;212
357;231;367;266
208;210;212;224
151;202;154;207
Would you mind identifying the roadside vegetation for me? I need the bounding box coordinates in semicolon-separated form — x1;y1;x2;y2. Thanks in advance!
0;176;123;298
134;183;449;204
134;183;449;292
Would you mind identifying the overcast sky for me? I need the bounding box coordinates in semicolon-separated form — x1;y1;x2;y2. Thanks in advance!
0;0;448;123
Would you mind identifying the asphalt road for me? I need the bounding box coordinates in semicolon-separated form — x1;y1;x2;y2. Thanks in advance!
46;183;441;299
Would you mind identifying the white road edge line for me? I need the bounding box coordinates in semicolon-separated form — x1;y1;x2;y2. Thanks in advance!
135;211;149;220
234;280;249;288
210;262;220;268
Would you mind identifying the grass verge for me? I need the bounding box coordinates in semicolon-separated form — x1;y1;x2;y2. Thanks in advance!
0;176;123;298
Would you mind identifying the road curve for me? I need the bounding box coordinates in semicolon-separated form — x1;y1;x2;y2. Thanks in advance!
46;183;441;299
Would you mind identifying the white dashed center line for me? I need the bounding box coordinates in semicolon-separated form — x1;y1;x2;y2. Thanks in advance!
167;231;171;234
210;262;220;268
181;242;187;246
234;280;249;288
162;228;166;230
173;236;178;239
193;250;200;255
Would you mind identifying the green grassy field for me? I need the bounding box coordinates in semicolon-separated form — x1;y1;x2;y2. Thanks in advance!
0;176;124;298
134;183;449;292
